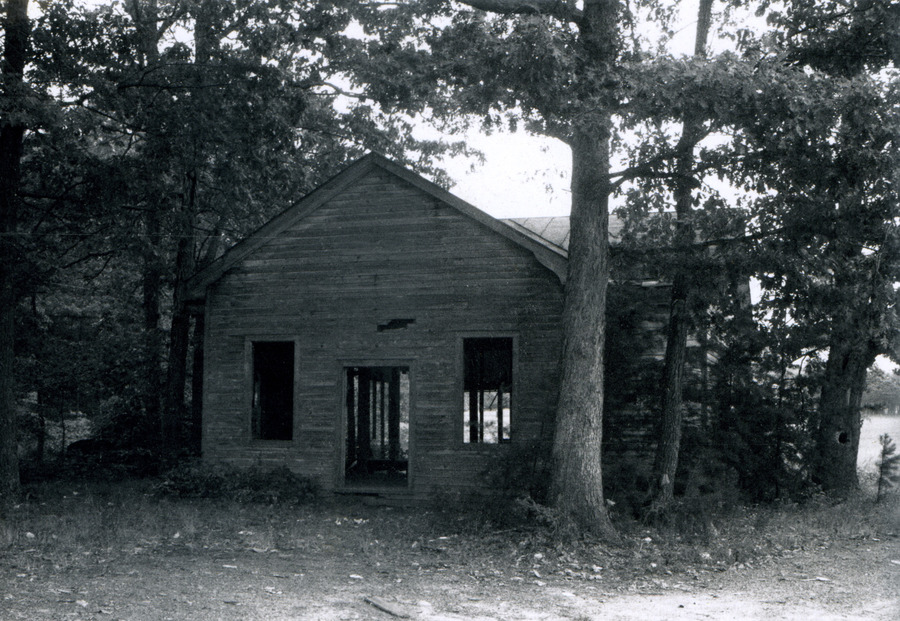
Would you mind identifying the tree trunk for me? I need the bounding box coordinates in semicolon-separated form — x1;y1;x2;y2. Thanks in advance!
0;0;29;506
0;273;18;503
550;123;615;536
161;245;191;454
161;0;214;457
128;0;165;446
448;0;621;535
162;173;197;455
648;270;690;509
189;311;204;455
142;206;163;443
188;218;222;457
544;0;622;536
646;0;714;515
814;325;875;493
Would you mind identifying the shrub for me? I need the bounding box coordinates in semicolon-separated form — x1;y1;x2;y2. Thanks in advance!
603;454;652;519
876;434;900;503
155;462;319;505
475;439;553;525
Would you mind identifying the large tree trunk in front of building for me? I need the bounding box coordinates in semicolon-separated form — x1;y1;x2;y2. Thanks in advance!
449;0;621;534
0;0;29;506
547;0;621;536
550;124;615;536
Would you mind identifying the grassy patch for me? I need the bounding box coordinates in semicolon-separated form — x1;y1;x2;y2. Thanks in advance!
2;474;897;586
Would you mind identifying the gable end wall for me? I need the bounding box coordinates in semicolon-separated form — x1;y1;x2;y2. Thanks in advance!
201;168;565;496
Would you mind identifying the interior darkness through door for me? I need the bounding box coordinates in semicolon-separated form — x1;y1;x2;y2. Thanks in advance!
345;366;409;486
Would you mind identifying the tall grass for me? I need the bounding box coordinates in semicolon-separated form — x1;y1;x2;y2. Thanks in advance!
2;468;897;578
1;464;322;569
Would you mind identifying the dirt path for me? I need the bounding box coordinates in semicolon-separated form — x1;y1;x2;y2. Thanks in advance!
2;498;898;620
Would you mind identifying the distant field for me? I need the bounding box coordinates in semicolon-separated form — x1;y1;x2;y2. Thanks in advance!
859;414;900;472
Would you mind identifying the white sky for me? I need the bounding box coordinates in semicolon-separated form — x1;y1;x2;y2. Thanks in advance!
440;131;573;218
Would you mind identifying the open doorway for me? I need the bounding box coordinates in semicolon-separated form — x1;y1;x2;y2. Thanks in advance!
344;366;410;487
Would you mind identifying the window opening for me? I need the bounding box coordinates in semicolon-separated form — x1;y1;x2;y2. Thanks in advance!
251;341;294;441
463;338;513;444
345;366;409;486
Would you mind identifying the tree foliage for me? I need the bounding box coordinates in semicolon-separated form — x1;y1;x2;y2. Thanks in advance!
348;0;899;510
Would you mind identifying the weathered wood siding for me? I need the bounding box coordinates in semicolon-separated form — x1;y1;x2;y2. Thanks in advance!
201;167;565;496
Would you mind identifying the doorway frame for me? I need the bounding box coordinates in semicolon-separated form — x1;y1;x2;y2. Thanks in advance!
336;358;416;492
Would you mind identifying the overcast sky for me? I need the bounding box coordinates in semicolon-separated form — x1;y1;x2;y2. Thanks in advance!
441;131;572;219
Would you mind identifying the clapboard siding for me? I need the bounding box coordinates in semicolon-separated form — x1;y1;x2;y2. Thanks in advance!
199;162;565;497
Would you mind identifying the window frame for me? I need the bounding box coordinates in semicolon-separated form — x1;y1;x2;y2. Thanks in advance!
458;334;517;447
245;337;299;444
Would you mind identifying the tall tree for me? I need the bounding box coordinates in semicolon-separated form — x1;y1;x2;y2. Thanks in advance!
127;0;166;448
645;0;715;514
748;0;899;493
613;1;897;499
0;0;29;503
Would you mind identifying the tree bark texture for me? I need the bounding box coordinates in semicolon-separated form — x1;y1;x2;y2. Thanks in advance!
648;270;690;509
646;0;714;514
814;324;876;493
542;0;621;536
550;124;615;535
453;0;621;535
0;0;29;505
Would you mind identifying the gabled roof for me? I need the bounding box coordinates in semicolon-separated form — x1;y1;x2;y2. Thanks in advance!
186;153;570;301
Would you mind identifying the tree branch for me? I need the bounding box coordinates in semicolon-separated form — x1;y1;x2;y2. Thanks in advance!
457;0;583;22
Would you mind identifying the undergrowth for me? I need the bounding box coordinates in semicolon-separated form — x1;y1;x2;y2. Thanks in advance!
153;462;320;505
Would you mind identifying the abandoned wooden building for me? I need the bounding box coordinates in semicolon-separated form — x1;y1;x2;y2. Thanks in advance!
186;153;672;498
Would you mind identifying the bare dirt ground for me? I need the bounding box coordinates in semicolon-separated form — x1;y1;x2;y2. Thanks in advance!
2;485;899;621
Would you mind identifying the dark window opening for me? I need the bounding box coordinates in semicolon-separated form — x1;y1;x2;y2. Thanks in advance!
345;366;410;486
251;341;294;441
463;338;513;444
